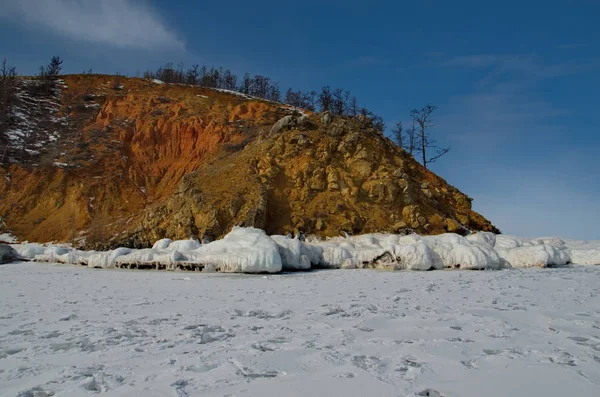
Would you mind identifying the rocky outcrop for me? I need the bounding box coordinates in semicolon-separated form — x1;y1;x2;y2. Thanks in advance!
0;75;497;249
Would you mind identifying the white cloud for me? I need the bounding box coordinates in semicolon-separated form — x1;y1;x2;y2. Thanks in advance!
1;0;184;51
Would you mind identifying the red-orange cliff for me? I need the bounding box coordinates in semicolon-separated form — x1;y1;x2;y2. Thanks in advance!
0;75;497;248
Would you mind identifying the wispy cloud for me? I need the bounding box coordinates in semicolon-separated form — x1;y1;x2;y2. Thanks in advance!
556;43;587;50
0;0;184;51
439;89;567;147
437;52;587;147
346;55;389;68
433;52;599;239
443;53;580;81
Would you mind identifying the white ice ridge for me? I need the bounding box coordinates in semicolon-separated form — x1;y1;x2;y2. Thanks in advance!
9;227;600;273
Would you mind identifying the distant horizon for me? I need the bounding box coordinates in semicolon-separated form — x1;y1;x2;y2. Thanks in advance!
1;0;598;239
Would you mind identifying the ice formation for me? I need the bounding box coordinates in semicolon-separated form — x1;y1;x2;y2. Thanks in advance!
9;226;600;273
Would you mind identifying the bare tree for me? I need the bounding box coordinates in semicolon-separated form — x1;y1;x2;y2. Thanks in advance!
406;118;417;156
239;73;252;94
370;113;385;133
251;75;271;98
305;90;317;111
186;65;199;85
157;63;176;83
199;66;219;87
349;96;358;116
285;89;317;111
267;82;280;102
359;107;385;133
222;69;237;90
177;62;185;83
318;86;333;112
331;88;351;115
410;104;450;169
285;88;300;107
392;121;404;148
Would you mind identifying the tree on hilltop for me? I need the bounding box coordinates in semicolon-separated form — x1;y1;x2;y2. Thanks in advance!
410;104;450;169
392;121;404;148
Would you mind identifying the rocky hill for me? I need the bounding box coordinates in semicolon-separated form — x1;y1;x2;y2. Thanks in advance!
0;75;498;248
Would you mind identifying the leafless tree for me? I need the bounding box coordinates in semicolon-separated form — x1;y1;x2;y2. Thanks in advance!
285;89;316;111
392;121;404;148
177;62;185;82
285;88;300;107
267;82;280;102
405;118;417;156
239;73;252;94
349;96;358;116
410;104;450;169
186;65;199;85
318;86;333;112
222;69;237;90
331;88;351;115
251;75;271;98
359;107;385;133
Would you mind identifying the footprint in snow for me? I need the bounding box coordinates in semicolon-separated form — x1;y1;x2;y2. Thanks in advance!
483;349;502;356
334;372;355;378
0;347;26;358
171;379;189;397
568;336;590;343
229;359;282;380
16;386;53;397
549;351;577;367
352;355;387;375
418;389;445;397
185;363;218;373
461;359;478;369
8;329;34;336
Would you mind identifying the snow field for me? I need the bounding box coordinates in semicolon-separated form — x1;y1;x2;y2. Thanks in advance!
9;227;600;273
1;263;600;396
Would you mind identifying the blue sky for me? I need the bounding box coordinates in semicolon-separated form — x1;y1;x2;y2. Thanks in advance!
1;0;598;239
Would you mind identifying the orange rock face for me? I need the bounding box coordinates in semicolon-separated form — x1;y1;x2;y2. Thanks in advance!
0;75;497;248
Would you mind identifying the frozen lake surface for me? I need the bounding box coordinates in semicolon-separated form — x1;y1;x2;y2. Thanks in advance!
2;262;600;397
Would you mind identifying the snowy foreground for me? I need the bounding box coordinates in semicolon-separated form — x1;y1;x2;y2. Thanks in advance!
8;227;600;272
2;263;600;397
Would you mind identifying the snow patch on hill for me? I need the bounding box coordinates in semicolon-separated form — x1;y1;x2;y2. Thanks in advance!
2;79;66;162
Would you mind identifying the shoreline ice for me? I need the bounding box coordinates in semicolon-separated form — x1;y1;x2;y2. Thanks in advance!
6;227;600;273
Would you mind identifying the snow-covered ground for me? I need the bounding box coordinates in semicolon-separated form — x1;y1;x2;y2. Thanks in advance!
1;263;600;397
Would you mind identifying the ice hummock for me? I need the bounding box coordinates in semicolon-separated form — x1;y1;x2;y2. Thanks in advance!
9;227;600;273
